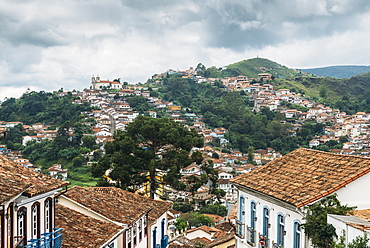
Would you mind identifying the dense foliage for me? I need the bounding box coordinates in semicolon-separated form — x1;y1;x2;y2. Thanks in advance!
157;76;326;154
0;91;92;125
277;73;370;114
92;116;204;198
0;91;98;186
222;58;302;79
303;194;356;248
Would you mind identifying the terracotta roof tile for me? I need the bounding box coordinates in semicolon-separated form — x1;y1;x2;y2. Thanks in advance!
231;148;370;208
56;204;122;248
0;155;69;204
62;186;151;225
204;231;235;248
89;187;172;224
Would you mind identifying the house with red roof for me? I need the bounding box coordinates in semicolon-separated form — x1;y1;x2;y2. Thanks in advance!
0;155;69;248
58;186;172;248
231;148;370;248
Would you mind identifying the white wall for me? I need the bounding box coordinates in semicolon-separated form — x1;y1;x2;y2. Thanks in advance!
328;215;370;246
149;211;168;248
236;190;305;248
335;172;370;210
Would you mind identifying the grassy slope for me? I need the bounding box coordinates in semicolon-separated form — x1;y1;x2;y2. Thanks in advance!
222;58;302;79
276;72;370;102
301;65;370;78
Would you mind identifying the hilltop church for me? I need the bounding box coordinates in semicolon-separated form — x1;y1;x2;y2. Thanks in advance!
91;75;123;90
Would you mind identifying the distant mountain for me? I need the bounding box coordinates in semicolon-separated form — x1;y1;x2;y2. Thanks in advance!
301;65;370;78
221;58;303;79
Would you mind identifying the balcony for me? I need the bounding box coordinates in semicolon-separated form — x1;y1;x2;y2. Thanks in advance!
161;235;169;248
24;228;62;248
246;227;256;247
235;220;245;239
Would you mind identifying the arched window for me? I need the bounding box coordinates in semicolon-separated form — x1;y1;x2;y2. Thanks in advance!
152;227;157;248
31;203;40;239
250;201;257;243
262;207;270;242
139;218;142;241
17;207;27;246
161;218;165;240
133;223;137;246
293;221;301;248
238;196;245;221
127;229;131;248
277;213;285;247
45;198;52;233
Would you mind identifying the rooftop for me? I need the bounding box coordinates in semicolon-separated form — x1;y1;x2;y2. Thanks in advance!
56;204;122;248
0;155;69;204
231;148;370;208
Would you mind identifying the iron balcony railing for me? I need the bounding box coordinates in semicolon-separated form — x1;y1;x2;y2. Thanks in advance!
246;226;256;246
272;242;282;248
236;220;245;239
259;236;269;248
24;228;62;248
14;236;24;248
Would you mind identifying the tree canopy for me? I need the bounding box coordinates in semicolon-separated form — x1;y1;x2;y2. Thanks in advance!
92;116;204;198
303;194;356;248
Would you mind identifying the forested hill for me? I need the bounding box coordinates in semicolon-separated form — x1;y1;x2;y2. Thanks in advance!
220;58;303;79
159;77;322;154
0;91;92;125
276;72;370;113
301;65;370;78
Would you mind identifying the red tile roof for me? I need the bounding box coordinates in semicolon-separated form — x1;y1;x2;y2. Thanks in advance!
231;148;370;208
56;204;122;248
0;155;69;204
90;187;172;224
62;186;151;225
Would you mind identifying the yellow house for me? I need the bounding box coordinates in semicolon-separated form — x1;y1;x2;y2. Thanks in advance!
168;105;181;111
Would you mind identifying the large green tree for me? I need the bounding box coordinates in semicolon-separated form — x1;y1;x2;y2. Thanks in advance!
92;116;204;198
303;194;356;248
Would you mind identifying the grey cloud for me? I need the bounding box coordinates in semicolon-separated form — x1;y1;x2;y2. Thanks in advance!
196;0;370;50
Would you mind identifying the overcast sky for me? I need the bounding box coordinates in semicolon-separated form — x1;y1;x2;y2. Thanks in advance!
1;0;370;100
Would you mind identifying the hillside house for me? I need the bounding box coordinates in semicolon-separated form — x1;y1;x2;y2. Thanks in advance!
231;148;370;248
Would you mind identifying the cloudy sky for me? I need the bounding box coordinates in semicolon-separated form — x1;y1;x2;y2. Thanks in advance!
1;0;370;100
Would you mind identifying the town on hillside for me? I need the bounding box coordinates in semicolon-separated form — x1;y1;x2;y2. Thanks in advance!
1;67;370;248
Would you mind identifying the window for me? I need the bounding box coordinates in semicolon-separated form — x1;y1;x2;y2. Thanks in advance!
250;201;256;230
32;203;40;239
238;196;245;221
144;216;148;236
262;207;269;243
293;221;301;248
45;198;52;233
277;214;285;247
17;207;27;245
161;219;165;240
133;224;137;246
108;242;114;248
250;201;257;243
127;229;131;248
139;218;142;241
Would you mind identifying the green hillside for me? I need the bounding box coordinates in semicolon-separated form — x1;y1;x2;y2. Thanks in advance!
221;58;303;79
276;72;370;113
301;65;370;78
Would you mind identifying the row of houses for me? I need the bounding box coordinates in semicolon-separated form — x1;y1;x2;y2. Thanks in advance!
0;154;173;248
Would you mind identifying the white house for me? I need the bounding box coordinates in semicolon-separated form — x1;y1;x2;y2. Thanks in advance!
58;186;172;248
0;155;69;248
327;214;370;246
231;148;370;248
